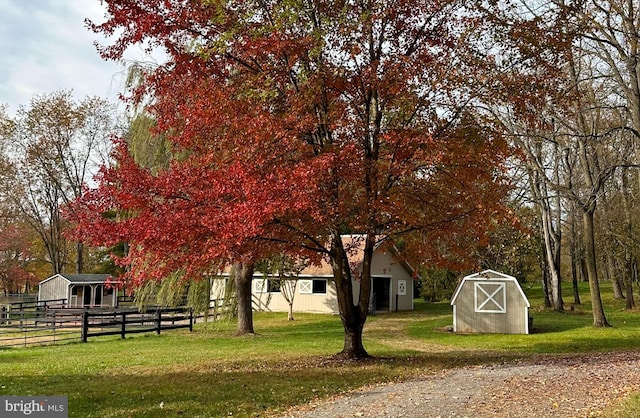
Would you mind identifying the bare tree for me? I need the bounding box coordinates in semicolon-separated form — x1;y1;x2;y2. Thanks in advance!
0;91;113;274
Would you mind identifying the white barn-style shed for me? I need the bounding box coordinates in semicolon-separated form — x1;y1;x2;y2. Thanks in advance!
38;274;119;308
450;270;531;334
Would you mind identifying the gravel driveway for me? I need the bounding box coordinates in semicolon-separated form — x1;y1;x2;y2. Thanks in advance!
279;351;640;418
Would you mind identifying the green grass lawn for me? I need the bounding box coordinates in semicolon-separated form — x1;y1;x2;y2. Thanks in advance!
1;281;639;417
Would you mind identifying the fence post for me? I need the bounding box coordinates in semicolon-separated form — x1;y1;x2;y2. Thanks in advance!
155;310;162;335
81;310;89;343
52;311;56;344
121;312;126;339
189;308;193;332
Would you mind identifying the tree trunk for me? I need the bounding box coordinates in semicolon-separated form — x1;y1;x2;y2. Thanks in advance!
540;194;563;311
620;169;636;309
233;262;255;335
582;208;610;327
288;303;294;321
536;200;551;308
529;155;560;310
331;233;369;359
607;253;624;299
550;146;563;311
624;254;636;310
76;241;84;274
571;268;581;306
569;206;581;305
580;257;588;282
601;188;623;300
541;254;552;309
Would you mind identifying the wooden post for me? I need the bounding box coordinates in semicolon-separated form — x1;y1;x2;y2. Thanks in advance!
155;310;162;335
121;312;126;339
81;310;89;343
52;311;56;344
189;308;193;332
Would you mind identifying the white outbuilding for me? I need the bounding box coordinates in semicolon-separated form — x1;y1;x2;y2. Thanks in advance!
38;274;119;308
450;270;531;334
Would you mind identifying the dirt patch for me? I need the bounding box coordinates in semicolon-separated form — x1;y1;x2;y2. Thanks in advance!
278;351;640;417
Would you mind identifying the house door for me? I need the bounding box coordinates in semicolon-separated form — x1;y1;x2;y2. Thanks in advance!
372;278;391;312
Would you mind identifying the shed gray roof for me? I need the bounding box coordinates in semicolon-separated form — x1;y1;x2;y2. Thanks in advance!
58;274;111;283
450;269;530;307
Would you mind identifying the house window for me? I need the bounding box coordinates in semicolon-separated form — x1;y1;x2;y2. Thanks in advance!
268;279;281;293
397;280;407;296
253;280;267;293
253;279;281;293
299;280;312;294
300;279;327;294
312;279;327;294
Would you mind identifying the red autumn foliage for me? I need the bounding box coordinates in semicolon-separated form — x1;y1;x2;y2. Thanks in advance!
69;0;529;356
0;222;36;294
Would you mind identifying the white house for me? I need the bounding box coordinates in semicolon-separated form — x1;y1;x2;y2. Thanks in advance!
212;235;417;315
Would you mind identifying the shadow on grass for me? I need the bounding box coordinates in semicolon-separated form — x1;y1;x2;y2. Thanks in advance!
0;351;524;418
523;336;640;354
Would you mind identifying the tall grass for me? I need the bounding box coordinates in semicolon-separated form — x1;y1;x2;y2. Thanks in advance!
0;280;638;417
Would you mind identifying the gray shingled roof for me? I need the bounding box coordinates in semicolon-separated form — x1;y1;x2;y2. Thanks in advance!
58;274;111;284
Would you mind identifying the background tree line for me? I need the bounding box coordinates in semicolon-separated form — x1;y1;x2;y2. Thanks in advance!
421;0;640;330
0;91;115;293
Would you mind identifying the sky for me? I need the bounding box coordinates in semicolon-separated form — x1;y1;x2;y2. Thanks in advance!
0;0;157;115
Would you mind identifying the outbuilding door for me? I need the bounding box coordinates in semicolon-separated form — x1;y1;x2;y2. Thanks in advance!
83;286;92;306
474;281;506;313
372;277;391;312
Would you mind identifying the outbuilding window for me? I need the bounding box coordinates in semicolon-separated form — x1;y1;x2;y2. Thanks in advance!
299;279;327;295
268;279;281;293
312;279;327;294
254;279;281;293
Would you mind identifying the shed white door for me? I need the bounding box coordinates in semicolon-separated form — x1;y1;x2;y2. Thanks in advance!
474;282;506;313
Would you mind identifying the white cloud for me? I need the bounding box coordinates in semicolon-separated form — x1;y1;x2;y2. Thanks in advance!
0;0;158;115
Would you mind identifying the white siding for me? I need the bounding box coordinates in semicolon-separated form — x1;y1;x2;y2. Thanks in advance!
368;249;414;311
38;275;70;303
252;277;339;314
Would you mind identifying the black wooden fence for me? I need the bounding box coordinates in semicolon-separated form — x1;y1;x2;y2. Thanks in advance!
80;307;193;342
0;308;83;347
0;303;209;348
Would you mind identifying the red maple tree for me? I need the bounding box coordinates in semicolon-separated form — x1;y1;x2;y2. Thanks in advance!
72;0;519;358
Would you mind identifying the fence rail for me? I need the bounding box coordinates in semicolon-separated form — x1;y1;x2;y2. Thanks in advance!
7;298;68;311
0;305;216;348
80;307;193;342
0;309;84;348
0;294;37;305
